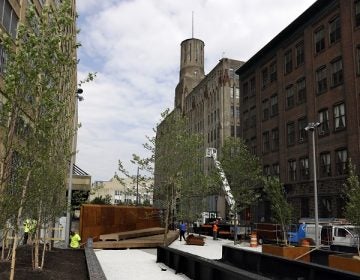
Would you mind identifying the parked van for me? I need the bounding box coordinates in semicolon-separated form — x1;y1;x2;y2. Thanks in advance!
321;225;359;252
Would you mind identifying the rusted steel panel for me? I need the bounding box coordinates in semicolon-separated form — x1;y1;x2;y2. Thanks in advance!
80;205;161;241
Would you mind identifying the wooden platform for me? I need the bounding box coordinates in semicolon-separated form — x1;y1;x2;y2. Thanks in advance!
99;227;165;241
93;230;178;249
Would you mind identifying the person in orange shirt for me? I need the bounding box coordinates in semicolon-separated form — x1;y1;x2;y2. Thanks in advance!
212;221;218;240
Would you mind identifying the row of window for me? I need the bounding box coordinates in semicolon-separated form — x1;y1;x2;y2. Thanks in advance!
286;148;348;182
263;148;347;183
315;58;343;95
286;103;345;146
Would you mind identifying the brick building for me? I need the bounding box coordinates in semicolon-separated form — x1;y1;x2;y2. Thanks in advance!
236;0;360;221
154;37;243;218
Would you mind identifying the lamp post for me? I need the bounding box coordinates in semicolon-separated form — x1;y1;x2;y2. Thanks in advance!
136;166;139;205
305;122;320;247
64;88;83;247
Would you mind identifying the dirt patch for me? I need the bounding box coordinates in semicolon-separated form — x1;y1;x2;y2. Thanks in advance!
0;245;88;280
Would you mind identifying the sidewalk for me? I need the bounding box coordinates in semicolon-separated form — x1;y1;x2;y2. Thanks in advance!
95;236;262;279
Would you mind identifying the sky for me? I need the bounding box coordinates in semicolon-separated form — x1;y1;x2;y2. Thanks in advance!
75;0;317;182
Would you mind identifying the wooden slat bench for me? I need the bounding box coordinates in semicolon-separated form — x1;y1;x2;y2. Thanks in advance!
99;227;165;241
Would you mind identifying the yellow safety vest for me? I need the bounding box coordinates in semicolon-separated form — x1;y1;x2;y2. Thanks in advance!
70;233;81;248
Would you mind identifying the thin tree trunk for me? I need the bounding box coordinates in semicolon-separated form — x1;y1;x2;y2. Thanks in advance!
40;235;47;269
9;170;31;280
34;202;42;269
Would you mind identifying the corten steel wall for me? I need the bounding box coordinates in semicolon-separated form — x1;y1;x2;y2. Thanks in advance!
80;205;161;241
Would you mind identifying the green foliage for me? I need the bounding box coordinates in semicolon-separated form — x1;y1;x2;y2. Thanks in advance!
0;0;94;270
90;195;112;205
219;137;262;214
264;176;293;245
154;109;208;223
343;160;360;255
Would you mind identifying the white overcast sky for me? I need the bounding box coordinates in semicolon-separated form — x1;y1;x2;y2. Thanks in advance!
75;0;316;182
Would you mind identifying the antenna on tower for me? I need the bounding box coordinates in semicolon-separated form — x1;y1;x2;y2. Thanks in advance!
192;11;194;38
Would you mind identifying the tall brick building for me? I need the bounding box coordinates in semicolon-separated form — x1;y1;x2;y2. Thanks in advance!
236;0;360;222
154;38;243;218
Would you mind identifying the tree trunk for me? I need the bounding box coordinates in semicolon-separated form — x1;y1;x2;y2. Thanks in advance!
33;203;42;269
9;170;31;280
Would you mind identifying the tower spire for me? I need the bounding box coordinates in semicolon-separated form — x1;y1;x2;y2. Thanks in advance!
192;11;194;38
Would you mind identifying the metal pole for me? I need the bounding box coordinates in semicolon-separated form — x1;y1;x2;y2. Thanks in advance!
136;166;139;205
64;98;77;247
312;129;320;247
65;89;82;247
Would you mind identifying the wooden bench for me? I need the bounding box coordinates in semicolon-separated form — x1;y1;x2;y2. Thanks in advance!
99;227;165;241
186;234;205;246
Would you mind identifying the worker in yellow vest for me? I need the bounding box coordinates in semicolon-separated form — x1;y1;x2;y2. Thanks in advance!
23;218;37;245
70;231;81;249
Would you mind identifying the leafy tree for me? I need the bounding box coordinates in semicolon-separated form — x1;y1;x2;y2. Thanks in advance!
218;137;262;221
264;176;293;245
155;109;208;233
90;195;112;205
343;160;360;256
130;108;209;243
0;0;90;277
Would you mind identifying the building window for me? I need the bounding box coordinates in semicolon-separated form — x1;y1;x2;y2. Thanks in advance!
262;99;269;121
269;61;277;82
288;159;297;182
263;165;271;177
320;197;332;218
284;49;292;74
287;122;295;146
0;0;19;39
315;27;325;53
298;117;308;143
0;44;7;74
331;58;343;87
262;131;270;154
270;94;278;117
335;149;348;175
250;77;256;96
329;16;341;44
334;103;346;130
319;109;329;134
262;67;268;88
296;41;304;66
316;66;327;94
299;157;309;180
301;197;310;217
295;80;305;107
243;82;249;102
357;46;360;75
320;152;331;177
355;0;360;27
286;85;295;109
271;128;279;151
250;106;256;128
250;137;257;155
243;110;249;130
272;163;280;177
235;87;240;99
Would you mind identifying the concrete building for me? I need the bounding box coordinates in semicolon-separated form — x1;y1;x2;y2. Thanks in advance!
91;175;153;206
236;0;360;221
154;37;243;219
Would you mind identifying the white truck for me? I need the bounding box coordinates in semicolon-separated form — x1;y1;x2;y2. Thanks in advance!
288;218;359;252
321;224;359;252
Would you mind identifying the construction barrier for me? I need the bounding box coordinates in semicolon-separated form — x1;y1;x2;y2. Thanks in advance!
250;232;257;247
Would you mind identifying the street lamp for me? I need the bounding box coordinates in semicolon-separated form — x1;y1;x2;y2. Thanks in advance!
304;122;320;247
64;88;83;247
136;166;139;205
